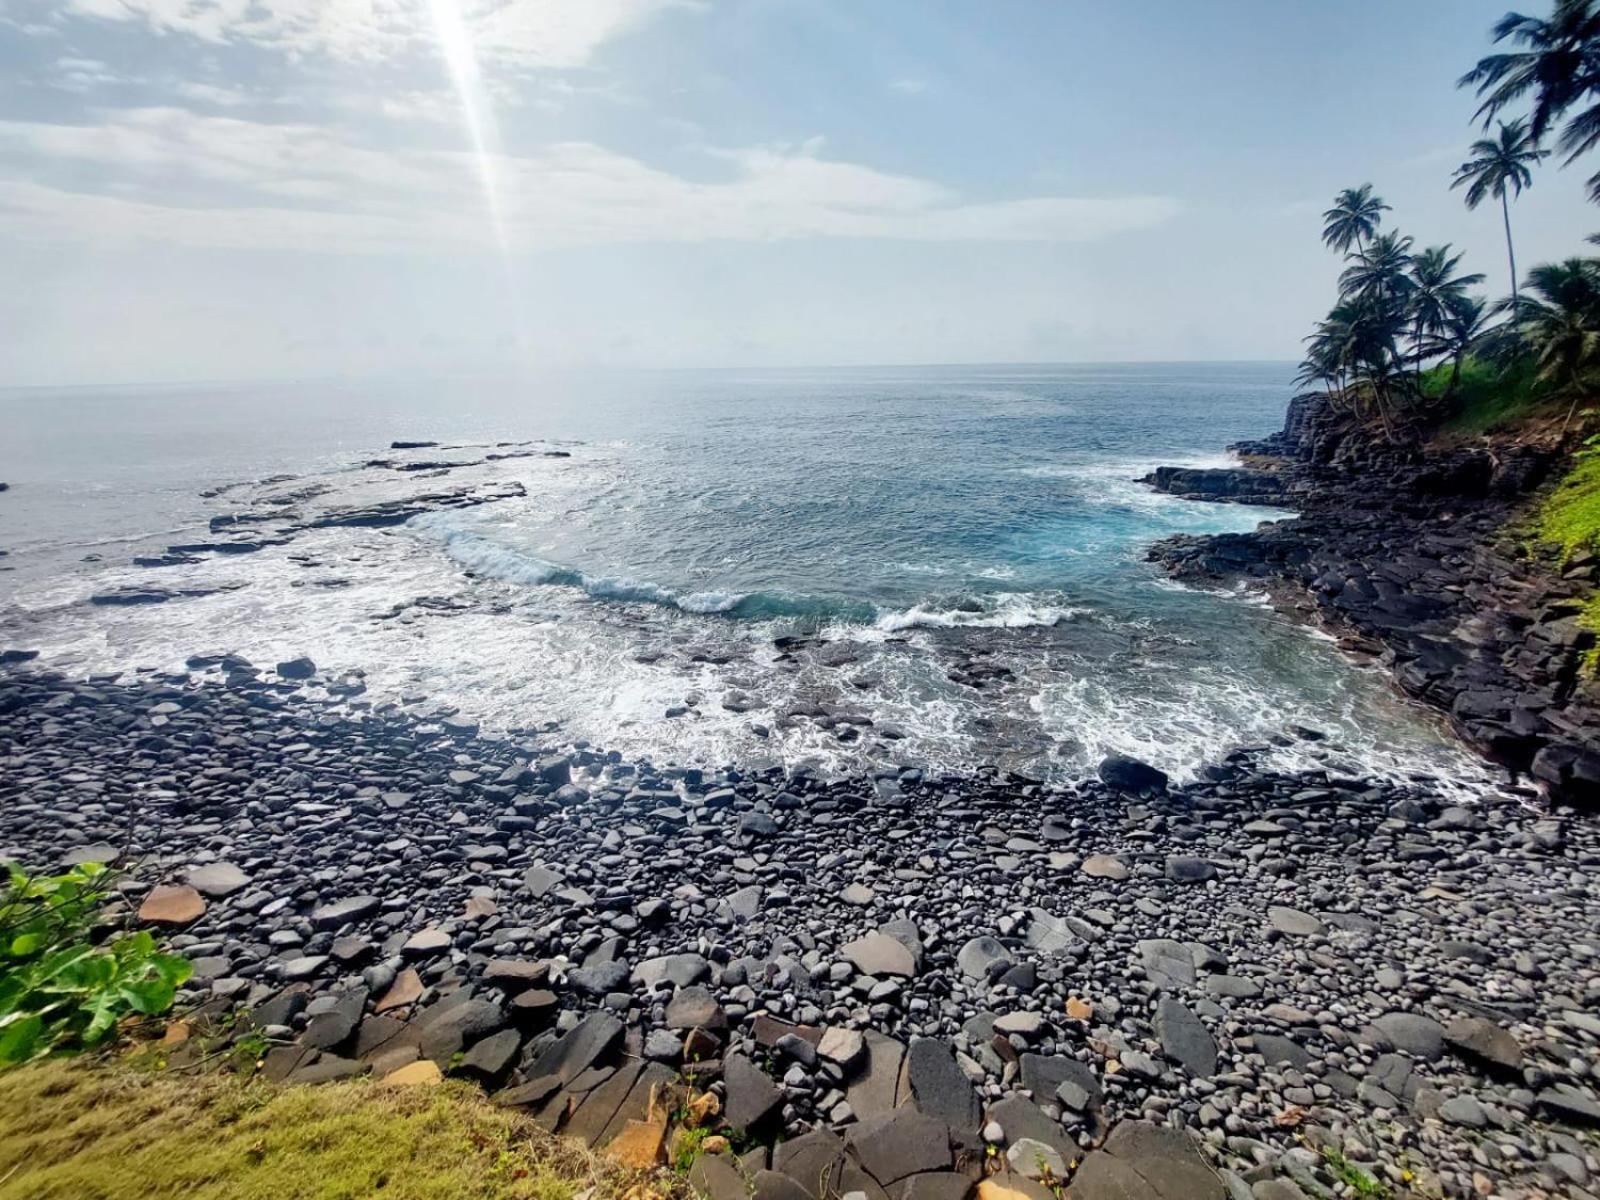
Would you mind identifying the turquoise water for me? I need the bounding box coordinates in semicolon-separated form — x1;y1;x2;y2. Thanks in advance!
0;363;1489;786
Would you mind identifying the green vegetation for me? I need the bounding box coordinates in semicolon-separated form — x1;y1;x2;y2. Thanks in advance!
1420;355;1544;435
1532;438;1600;671
1321;1146;1392;1198
0;1059;673;1200
0;864;191;1067
1535;439;1600;556
1296;3;1600;441
669;1125;711;1174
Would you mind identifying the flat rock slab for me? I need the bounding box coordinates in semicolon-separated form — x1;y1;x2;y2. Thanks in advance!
1444;1016;1523;1073
725;1053;785;1134
984;1095;1076;1161
1137;939;1196;989
185;863;250;897
527;1012;623;1085
1080;854;1129;881
902;1173;974;1200
564;1060;644;1145
1018;1053;1100;1110
310;894;379;930
138;884;206;925
847;1110;953;1185
1267;906;1324;937
1155;998;1217;1078
1068;1121;1224;1199
842;932;918;978
773;1127;845;1198
1369;1012;1446;1061
689;1152;750;1200
903;1037;980;1130
846;1031;906;1121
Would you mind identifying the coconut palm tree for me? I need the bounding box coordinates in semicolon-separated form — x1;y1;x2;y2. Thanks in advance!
1451;119;1549;304
1321;184;1390;256
1459;1;1600;198
1501;257;1600;429
1310;297;1411;433
1420;294;1496;401
1408;245;1486;382
1339;231;1416;304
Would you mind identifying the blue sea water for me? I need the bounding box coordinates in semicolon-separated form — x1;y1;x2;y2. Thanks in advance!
0;363;1491;787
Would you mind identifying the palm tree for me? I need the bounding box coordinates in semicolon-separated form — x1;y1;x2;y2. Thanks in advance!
1501;257;1600;429
1322;184;1390;256
1451;119;1549;304
1311;297;1411;433
1459;2;1600;198
1419;294;1495;401
1339;231;1416;304
1408;245;1486;382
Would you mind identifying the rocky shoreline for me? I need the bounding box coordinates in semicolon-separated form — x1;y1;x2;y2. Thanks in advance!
3;664;1599;1199
1145;392;1600;809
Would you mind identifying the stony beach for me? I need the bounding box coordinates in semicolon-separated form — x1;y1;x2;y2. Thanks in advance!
2;663;1598;1200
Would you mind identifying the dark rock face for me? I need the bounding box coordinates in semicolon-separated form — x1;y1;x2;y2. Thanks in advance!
1139;465;1286;504
1097;754;1168;794
1145;391;1599;807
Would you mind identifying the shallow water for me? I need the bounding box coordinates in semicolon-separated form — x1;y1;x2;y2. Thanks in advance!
0;363;1496;789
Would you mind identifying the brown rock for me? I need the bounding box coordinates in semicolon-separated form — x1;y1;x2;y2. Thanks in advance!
138;884;206;925
380;1059;444;1086
605;1116;667;1168
375;968;425;1014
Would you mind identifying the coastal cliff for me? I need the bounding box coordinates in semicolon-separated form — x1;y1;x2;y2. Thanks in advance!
1146;392;1600;806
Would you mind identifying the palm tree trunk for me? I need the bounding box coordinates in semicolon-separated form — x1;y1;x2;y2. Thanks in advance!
1447;352;1464;400
1502;192;1518;306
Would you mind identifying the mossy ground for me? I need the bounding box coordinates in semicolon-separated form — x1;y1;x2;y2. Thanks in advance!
1530;447;1600;673
0;1059;675;1200
1419;357;1545;437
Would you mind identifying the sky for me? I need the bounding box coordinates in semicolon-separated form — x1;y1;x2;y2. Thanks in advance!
1;0;1598;386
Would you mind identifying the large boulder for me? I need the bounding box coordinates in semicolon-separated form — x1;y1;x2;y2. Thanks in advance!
1097;755;1168;793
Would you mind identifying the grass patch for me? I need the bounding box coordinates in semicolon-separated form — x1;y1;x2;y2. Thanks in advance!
1530;446;1600;676
1321;1146;1391;1198
1533;448;1600;559
1423;356;1545;437
0;1058;677;1200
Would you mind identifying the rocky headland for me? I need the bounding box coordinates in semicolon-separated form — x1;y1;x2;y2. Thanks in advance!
2;664;1599;1200
1145;392;1600;809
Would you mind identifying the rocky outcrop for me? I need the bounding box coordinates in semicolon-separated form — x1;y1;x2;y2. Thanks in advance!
1146;393;1599;807
1138;465;1286;504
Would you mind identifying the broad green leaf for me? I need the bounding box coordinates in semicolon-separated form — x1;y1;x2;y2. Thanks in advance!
0;1013;44;1065
7;932;45;958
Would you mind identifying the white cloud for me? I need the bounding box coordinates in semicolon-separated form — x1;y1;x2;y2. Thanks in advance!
0;107;1180;254
888;78;927;96
58;0;698;68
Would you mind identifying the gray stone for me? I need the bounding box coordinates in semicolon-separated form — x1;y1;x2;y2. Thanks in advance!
1266;906;1323;937
847;1110;951;1186
1369;1012;1446;1060
842;932;917;978
1444;1016;1522;1074
1156;998;1217;1078
725;1053;784;1134
186;862;250;897
903;1037;980;1128
955;936;1011;981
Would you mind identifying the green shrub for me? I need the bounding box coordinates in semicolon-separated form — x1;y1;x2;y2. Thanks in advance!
0;863;192;1066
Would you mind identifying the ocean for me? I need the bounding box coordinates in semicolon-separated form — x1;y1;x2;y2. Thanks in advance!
0;362;1491;788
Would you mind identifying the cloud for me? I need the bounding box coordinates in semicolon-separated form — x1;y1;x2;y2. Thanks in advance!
888;78;927;96
0;107;1180;254
53;0;699;68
